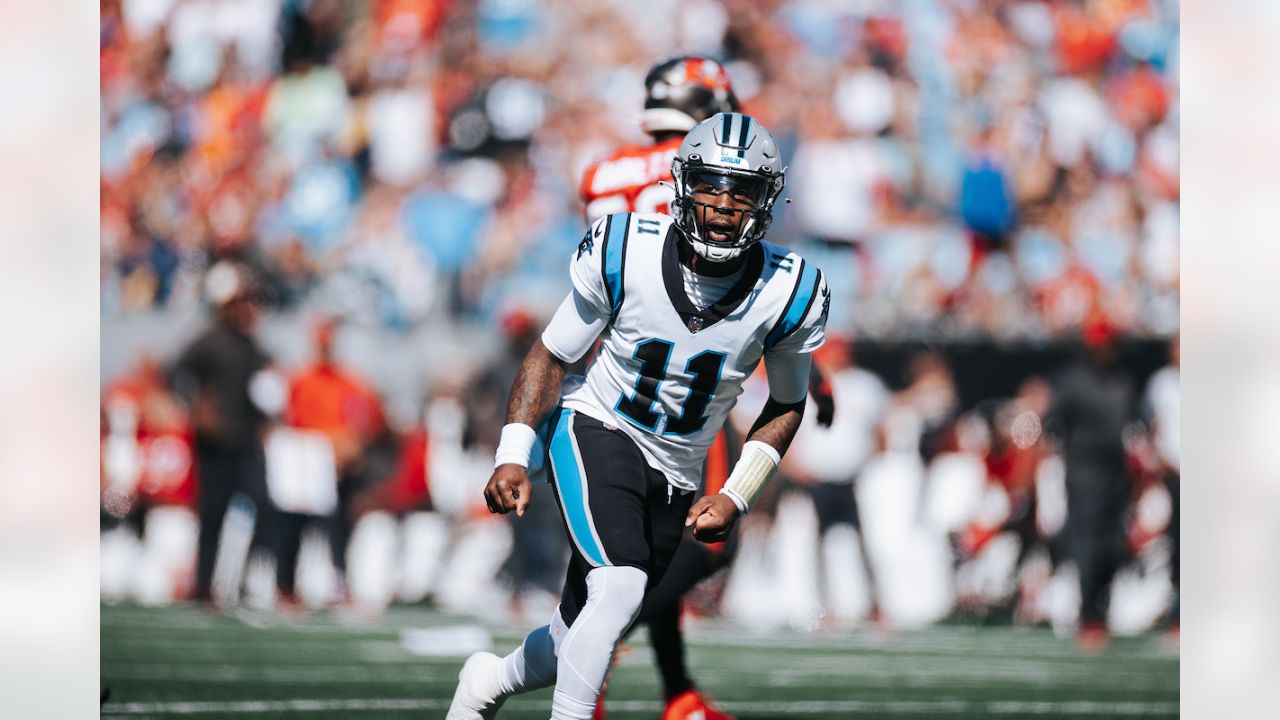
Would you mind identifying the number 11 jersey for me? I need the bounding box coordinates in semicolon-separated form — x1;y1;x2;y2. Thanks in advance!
559;212;828;491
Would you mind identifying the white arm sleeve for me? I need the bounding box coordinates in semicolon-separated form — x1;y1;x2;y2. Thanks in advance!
541;288;608;364
763;351;812;405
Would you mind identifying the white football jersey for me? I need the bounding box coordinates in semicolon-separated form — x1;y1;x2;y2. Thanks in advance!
559;212;828;491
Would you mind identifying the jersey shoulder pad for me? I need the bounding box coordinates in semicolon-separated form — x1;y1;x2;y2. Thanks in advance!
763;247;828;351
570;213;638;320
760;241;797;269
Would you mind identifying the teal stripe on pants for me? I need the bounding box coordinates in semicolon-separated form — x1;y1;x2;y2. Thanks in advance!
548;409;608;567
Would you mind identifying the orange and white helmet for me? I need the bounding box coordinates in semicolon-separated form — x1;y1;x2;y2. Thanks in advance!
642;56;740;135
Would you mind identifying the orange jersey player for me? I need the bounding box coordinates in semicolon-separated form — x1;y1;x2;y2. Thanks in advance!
580;56;738;224
579;136;683;220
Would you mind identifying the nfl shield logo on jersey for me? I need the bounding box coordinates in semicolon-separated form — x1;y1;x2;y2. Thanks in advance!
686;316;705;332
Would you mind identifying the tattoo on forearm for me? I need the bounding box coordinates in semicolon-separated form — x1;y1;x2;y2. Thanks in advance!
506;340;568;427
748;398;805;456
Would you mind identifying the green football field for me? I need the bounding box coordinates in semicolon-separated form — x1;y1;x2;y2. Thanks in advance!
101;603;1178;719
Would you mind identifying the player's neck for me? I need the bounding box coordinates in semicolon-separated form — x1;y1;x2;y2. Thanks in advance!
679;239;745;278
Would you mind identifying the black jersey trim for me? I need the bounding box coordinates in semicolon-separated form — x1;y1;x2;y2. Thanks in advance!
599;214;614;311
661;226;764;334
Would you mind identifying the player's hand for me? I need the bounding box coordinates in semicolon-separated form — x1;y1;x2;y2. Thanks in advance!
685;494;741;543
485;464;532;517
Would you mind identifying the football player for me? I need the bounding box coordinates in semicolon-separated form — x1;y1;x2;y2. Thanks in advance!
580;56;738;220
580;55;742;720
449;113;829;720
580;58;831;719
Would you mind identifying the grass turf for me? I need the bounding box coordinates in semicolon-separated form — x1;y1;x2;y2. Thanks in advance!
101;603;1177;719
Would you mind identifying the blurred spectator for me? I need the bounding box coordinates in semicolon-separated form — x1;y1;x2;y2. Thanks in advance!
103;354;198;517
1143;332;1179;630
276;317;381;605
953;377;1059;619
959;123;1016;249
782;336;889;626
171;261;280;603
263;4;349;169
401;161;493;318
900;349;960;463
1046;315;1137;650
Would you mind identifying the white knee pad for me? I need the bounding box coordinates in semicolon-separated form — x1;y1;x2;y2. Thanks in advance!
582;565;648;631
553;565;648;719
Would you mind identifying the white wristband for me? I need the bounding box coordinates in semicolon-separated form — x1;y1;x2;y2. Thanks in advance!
494;423;537;469
720;440;781;514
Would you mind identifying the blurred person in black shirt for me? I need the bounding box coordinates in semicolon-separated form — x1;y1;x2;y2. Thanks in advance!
1046;315;1136;650
172;260;279;604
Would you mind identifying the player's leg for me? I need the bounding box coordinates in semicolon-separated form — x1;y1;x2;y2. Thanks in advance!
327;470;357;588
634;539;716;700
548;412;672;719
1069;475;1127;648
274;511;306;600
809;480;861;622
241;445;277;563
636;427;739;719
192;445;234;602
1164;472;1179;628
847;477;882;618
448;409;665;720
449;609;567;720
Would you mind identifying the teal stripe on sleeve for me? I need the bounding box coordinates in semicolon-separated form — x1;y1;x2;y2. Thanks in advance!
765;260;820;348
604;213;629;318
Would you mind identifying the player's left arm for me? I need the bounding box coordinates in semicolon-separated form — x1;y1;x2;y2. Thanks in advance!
687;272;830;542
685;360;808;542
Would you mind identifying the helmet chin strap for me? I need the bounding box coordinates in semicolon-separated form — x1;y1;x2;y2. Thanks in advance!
694;205;758;257
679;230;749;274
691;238;747;263
687;214;756;263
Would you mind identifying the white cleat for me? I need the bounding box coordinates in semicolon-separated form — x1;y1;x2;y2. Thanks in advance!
446;651;506;720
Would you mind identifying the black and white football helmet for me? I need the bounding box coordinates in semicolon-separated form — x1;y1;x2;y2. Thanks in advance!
671;112;786;262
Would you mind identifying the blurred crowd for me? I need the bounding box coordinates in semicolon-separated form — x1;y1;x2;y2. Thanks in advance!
100;0;1180;645
102;0;1178;339
101;273;1181;645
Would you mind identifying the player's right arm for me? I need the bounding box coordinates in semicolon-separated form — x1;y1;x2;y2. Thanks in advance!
485;339;570;516
484;219;615;516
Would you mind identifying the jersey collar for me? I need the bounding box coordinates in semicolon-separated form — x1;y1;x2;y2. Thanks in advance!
662;226;764;334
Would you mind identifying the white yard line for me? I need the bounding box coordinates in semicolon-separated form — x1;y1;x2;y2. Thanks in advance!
101;697;1179;716
104;661;1176;692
